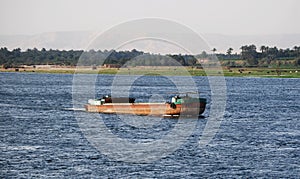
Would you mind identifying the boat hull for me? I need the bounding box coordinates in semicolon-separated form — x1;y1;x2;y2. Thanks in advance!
85;102;206;116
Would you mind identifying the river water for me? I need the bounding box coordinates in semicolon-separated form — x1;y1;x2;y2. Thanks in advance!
0;72;299;178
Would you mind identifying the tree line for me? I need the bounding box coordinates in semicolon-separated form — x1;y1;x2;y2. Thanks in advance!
239;45;300;66
0;45;299;68
0;48;198;67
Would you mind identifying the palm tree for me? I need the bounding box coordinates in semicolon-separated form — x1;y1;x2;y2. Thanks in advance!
212;48;217;54
293;46;298;51
293;46;300;53
227;47;233;55
260;45;267;53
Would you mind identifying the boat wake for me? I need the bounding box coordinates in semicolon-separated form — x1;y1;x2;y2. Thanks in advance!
63;107;86;111
0;103;85;112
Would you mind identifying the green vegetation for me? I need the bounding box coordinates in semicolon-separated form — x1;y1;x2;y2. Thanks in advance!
1;45;299;68
0;45;299;78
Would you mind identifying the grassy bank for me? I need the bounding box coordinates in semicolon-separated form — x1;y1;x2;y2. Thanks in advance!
1;66;299;78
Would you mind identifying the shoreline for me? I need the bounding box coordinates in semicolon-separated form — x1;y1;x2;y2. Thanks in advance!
1;67;299;78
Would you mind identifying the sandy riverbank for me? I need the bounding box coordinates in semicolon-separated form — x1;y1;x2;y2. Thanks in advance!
1;66;299;78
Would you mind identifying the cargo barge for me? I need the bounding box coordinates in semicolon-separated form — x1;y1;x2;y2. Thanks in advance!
85;94;206;117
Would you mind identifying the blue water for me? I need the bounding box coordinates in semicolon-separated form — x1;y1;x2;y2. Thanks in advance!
0;72;299;178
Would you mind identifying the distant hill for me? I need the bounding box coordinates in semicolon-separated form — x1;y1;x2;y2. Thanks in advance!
0;31;95;51
0;31;299;53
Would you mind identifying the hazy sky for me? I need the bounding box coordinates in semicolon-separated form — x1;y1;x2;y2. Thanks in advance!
0;0;299;35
